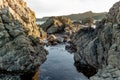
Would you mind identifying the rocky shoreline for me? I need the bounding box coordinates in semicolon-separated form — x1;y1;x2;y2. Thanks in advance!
69;1;120;80
0;0;120;80
0;0;47;80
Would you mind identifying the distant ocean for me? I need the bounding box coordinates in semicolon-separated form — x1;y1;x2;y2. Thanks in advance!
36;21;46;25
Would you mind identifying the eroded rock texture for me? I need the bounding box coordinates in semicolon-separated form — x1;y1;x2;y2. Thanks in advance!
0;0;47;80
72;1;120;80
41;16;80;35
0;0;46;39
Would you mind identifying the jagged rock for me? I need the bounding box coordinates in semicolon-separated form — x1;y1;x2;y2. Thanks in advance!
41;16;80;35
90;65;120;80
0;0;47;79
71;1;120;79
0;0;46;39
81;17;94;27
107;1;120;23
65;42;77;53
0;75;21;80
62;35;70;42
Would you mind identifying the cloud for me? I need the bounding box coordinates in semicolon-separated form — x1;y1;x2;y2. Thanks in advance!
25;0;119;18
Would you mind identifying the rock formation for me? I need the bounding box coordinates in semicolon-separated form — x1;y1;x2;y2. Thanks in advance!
41;16;80;35
71;1;120;80
81;17;94;27
0;0;47;80
46;34;62;45
0;0;46;39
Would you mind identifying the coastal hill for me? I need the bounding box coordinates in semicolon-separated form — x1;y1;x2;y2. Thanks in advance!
37;11;107;21
65;11;107;20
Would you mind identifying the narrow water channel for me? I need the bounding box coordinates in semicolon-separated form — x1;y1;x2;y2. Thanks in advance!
39;44;89;80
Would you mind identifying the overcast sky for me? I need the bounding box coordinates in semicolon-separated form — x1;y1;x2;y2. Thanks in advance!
25;0;119;18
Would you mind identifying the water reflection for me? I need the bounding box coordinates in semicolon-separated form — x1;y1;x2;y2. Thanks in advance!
36;21;46;25
39;44;88;80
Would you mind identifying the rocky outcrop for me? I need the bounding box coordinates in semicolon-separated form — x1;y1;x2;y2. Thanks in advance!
81;17;94;27
71;1;120;80
46;34;62;45
107;1;120;24
0;0;46;39
0;0;47;80
0;75;21;80
90;65;120;80
41;16;80;35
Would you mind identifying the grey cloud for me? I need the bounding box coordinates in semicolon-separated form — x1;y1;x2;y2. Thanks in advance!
25;0;119;18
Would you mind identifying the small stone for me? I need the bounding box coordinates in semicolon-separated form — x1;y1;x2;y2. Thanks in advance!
1;14;11;23
0;16;3;23
101;73;111;78
114;70;120;77
0;23;5;31
90;77;104;80
112;74;118;78
117;77;120;80
1;8;8;14
0;32;4;38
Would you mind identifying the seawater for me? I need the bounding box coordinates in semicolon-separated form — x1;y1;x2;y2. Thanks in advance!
39;44;89;80
36;21;46;25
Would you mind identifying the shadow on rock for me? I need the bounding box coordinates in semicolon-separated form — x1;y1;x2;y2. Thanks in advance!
74;61;97;78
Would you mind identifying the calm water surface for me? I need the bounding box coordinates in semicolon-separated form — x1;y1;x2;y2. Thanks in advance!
39;44;89;80
36;21;46;25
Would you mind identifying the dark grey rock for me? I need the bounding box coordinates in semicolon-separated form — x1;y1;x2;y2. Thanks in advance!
0;74;21;80
0;8;47;79
71;1;120;80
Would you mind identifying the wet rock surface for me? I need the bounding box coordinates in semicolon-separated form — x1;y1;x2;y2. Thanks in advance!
0;0;47;79
71;1;120;80
65;42;77;53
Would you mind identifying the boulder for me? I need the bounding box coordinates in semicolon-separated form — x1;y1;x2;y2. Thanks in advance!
81;17;94;27
47;34;62;45
62;35;71;42
42;16;80;35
